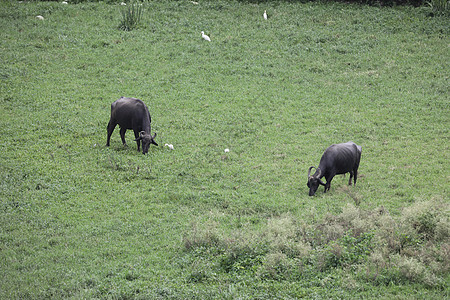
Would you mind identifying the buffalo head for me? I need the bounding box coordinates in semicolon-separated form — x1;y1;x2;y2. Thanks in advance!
135;131;158;154
307;166;325;196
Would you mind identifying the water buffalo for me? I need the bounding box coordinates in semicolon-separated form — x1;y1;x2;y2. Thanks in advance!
307;142;362;196
106;97;158;154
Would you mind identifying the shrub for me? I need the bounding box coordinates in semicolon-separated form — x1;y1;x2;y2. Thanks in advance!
434;213;449;242
258;252;299;281
265;214;311;258
415;211;438;240
219;242;268;274
401;198;448;242
392;255;445;287
318;230;374;270
182;221;221;251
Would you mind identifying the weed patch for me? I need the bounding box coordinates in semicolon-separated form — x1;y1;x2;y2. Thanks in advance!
183;200;449;289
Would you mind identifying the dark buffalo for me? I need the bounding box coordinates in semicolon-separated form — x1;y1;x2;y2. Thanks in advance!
307;142;362;196
106;97;158;154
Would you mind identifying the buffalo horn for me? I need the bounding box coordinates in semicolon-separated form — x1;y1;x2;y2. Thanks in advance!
308;166;316;178
316;168;322;178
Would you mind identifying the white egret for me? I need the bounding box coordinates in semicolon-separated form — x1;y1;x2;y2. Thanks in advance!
263;10;268;20
224;149;230;153
36;15;44;20
201;31;211;42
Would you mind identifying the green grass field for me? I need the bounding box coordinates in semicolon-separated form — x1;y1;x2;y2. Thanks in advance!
1;0;448;298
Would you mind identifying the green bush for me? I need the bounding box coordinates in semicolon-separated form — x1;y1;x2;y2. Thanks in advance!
219;243;268;274
258;252;300;281
318;230;374;270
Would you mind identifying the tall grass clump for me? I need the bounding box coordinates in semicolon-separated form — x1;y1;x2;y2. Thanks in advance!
427;0;449;15
119;1;143;31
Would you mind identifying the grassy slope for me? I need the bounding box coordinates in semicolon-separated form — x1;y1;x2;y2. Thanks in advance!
0;1;448;298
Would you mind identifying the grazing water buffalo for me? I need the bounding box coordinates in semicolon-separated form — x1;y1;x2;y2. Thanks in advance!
307;142;362;196
106;97;158;154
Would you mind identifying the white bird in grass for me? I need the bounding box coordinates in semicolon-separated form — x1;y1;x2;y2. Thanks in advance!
36;15;44;20
165;143;174;150
201;31;211;42
263;10;268;20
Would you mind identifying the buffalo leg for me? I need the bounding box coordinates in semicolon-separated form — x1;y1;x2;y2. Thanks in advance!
134;130;141;151
348;171;354;185
324;176;334;193
353;169;358;185
106;121;116;146
119;127;127;146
